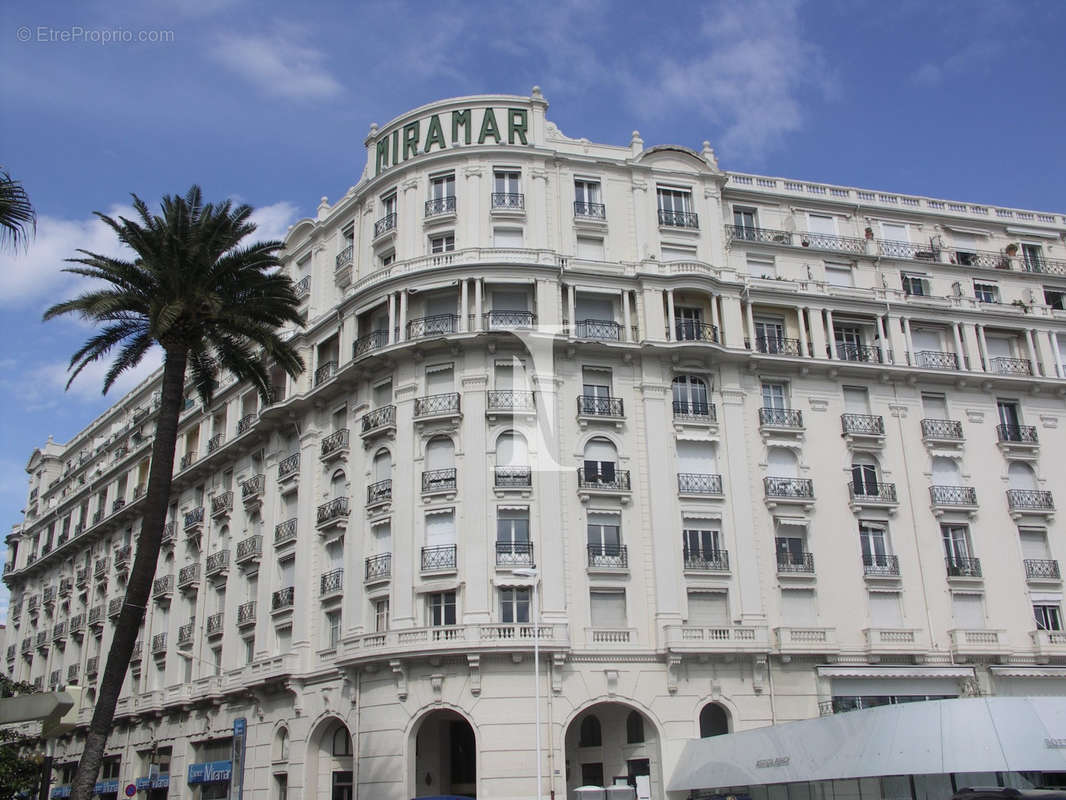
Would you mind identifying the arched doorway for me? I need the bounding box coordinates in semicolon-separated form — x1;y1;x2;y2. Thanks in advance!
411;709;476;799
699;702;730;737
565;703;661;798
306;718;354;800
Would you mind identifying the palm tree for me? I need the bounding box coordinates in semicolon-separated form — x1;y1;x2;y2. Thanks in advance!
43;186;304;800
0;168;36;251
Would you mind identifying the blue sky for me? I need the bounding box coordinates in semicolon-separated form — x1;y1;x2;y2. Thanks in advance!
0;0;1064;612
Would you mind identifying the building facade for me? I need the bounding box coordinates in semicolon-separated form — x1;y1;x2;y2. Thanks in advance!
5;90;1066;800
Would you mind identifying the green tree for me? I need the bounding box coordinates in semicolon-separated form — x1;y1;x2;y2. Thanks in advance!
43;187;304;800
0;168;36;252
0;675;44;800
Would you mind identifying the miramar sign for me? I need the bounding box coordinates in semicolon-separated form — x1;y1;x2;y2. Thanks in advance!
374;106;529;176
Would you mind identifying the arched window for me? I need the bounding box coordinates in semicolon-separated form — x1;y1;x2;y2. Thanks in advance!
766;447;798;478
931;456;961;485
1008;461;1038;490
330;469;346;496
672;375;709;416
699;703;730;737
626;710;645;744
332;725;352;756
578;715;602;747
496;430;529;467
274;727;289;761
372;449;392;483
217;524;229;547
850;453;880;495
425;436;455;470
583;438;618;484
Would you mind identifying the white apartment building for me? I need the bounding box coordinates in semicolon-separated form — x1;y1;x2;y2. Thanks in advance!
5;90;1066;800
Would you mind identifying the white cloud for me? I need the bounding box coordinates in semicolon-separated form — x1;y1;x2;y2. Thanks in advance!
249;201;301;243
210;26;343;101
15;348;165;412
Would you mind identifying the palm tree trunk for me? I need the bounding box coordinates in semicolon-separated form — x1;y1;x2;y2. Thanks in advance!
70;350;187;800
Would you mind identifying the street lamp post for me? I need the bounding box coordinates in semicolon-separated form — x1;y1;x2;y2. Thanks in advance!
512;567;542;800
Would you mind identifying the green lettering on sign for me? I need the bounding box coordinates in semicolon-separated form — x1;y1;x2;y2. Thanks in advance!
376;138;389;175
508;109;528;145
403;122;420;161
478;108;501;144
391;129;400;167
451;109;471;145
424;115;446;153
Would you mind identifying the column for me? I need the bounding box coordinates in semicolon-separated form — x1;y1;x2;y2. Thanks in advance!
744;300;756;347
474;279;484;331
622;291;632;343
797;307;809;356
398;290;408;342
1034;329;1056;378
387;293;397;345
1048;330;1064;378
1025;329;1040;375
709;292;720;335
666;289;676;341
962;324;984;372
976;324;990;371
825;309;838;359
718;295;744;348
877;315;889;363
460;280;469;333
567;284;577;332
807;306;827;358
902;317;915;363
952;323;966;370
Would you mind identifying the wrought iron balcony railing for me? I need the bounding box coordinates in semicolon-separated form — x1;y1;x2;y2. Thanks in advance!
293;274;311;298
414;393;460;417
588;543;628;569
86;656;99;675
487;389;536;412
365;553;392;581
929;486;977;506
236;535;262;562
354;329;389;358
184;506;204;529
912;350;959;370
320;568;344;596
921;418;963;440
425;195;456;216
1025;559;1061;580
151;633;167;654
725;224;792;245
274;518;297;545
495;541;534;567
241;473;265;499
759;407;803;428
421;544;457;572
989;356;1033;376
573;319;622;341
108;598;123;618
335;244;353;268
577;395;624;417
211;491;233;516
68;664;79;681
112;498;126;513
834;343;884;363
206;612;224;637
672;400;716;422
238;601;256;626
374;213;397;237
152;574;173;597
491;192;524;210
321;429;349;457
777;552;815;573
484;310;536;330
799;230;867;254
494;466;532;488
361;404;396;433
764;477;814;499
317;497;350;524
278;452;300;480
94;557;109;576
946;557;982;578
367;479;392;505
997;424;1038;444
272;586;295;611
178;563;200;588
683;547;729;571
877;238;940;261
407;314;458;339
849;481;897;503
574;200;606;219
1006;489;1054;510
88;605;104;626
674;321;719;343
206;549;230;576
577;467;631;491
207;432;224;453
865;554;899;580
69;613;85;633
842;413;885;436
161;522;176;544
237;413;256;435
658;208;699;228
52;622;66;641
178;621;195;646
179;453;195;470
749;336;805;356
678;473;723;495
314;360;337;386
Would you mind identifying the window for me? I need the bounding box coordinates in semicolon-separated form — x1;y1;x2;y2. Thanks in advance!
859;523;890;566
1024;244;1045;272
626;711;645;744
851;459;879;496
997;399;1021;429
493;227;523;247
276;774;288;800
244;637;255;665
499;587;530;623
332;726;353;756
732;206;757;234
775;531;808;569
869;592;903;628
325;611;341;650
576;236;605;260
974;281;999;304
687;591;728;625
658;187;697;227
380;251;395;267
274;728;289;761
753;317;785;352
952;593;984;628
1044;287;1066;310
430;173;455;201
428;591;456;627
494;170;520;196
953;232;978;265
780;588;816;626
825;263;854;287
430;233;455;254
683;527;722;560
902;273;928;296
672;375;709;416
374;598;390;632
497;509;530;548
582;366;612;399
380;193;397;218
761;381;787;410
581;763;604;786
1035;604;1063;631
746;255;775;278
587;512;621;552
674;306;703;340
589;589;626;628
942;524;973;563
699;703;730;737
574;179;602;216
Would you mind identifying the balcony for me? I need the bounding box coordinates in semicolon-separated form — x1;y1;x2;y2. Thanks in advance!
204;611;224;638
775;626;839;655
354;329;389;358
658;208;698;229
321;429;350;460
184;506;205;531
777;551;815;574
1025;559;1061;582
484;310;536;330
241;473;265;507
361;404;396;437
725;224;793;245
863;554;900;578
294;274;311;299
69;613;85;636
151;633;167;655
834;343;884;363
133;483;146;499
152;574;174;600
179;453;195;470
848;481;898;507
764;477;814;504
495;541;534;568
494;466;532;490
108;598;123;618
682;547;729;572
673;320;719;344
43;585;56;606
237;600;256;628
929;485;977;508
161;522;176;546
573;319;622;341
414;392;461;419
4;645;13;661
921;418;964;442
1007;489;1055;514
275;518;298;546
365;553;392;583
841;413;885;441
178;621;195;647
314;360;337;386
67;664;79;682
210;491;233;517
89;605;105;628
49;669;61;689
677;473;723;496
407;313;458;339
52;622;67;642
320;568;344;597
574;200;606;220
86;656;100;677
235;535;262;566
577;467;631;494
367;479;392;507
425;195;456;217
588;543;627;570
35;631;49;650
949;628;1006;658
912;350;960;370
94;556;109;579
1031;629;1066;659
749;336;806;357
207;432;224;453
577;395;624;419
997;424;1039;455
422;468;457;495
316;497;350;528
946;557;982;579
178;563;200;591
112;498;126;514
758;407;803;430
490;192;524;211
205;549;230;578
421;544;458;573
989;356;1033;376
237;413;257;435
374;212;397;238
20;638;31;654
278;452;300;481
272;586;295;612
672;400;717;427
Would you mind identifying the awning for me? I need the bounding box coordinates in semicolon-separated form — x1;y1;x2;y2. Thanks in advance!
668;696;1066;791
